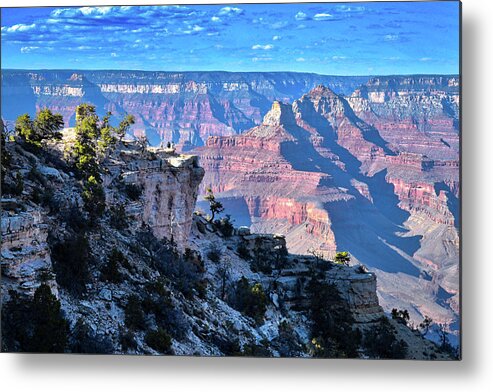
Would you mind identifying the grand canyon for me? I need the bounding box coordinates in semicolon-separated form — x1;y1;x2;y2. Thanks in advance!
1;70;460;349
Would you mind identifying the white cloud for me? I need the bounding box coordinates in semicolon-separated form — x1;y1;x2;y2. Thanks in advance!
111;52;117;57
252;44;274;50
335;5;365;13
271;21;288;30
295;11;308;21
79;6;114;16
51;6;115;18
252;57;272;62
420;57;432;62
183;25;205;34
384;34;399;41
20;46;39;53
332;55;347;60
313;13;333;21
218;7;243;16
211;16;221;22
296;57;305;62
2;23;36;33
272;35;282;41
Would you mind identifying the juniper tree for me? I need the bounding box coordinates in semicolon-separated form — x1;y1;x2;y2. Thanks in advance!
204;187;224;222
71;104;135;220
15;109;64;148
334;251;351;266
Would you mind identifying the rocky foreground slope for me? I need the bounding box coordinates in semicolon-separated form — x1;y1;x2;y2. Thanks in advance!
0;133;452;358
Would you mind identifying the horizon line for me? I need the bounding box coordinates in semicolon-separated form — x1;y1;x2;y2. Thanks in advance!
1;68;460;77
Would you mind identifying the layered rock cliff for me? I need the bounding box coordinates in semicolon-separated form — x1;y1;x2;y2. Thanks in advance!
192;77;460;345
1;200;58;298
104;147;204;249
1;70;369;148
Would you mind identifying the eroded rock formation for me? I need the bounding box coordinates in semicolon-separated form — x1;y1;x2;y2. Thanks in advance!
193;77;460;342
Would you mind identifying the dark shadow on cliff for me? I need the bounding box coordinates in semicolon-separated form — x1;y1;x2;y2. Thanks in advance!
325;199;420;276
279;128;421;275
340;98;396;156
435;181;460;229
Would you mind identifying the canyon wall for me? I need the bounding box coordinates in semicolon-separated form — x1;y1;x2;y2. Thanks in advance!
192;75;460;342
1;70;368;148
1;71;460;346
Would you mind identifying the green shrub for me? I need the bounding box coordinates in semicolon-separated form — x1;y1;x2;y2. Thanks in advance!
40;188;57;211
1;284;68;353
100;248;127;283
214;215;234;237
362;317;408;359
206;242;222;263
1;123;11;187
109;203;128;229
230;278;267;324
30;187;42;204
124;295;146;331
142;280;189;340
125;183;143;201
307;274;361;358
12;171;24;196
239;342;271;357
204;187;224;222
391;308;410;325
62;205;89;232
237;242;250;260
50;234;92;297
120;329;137;352
145;328;173;354
82;175;106;221
15;109;63;148
276;320;303;357
333;251;351;266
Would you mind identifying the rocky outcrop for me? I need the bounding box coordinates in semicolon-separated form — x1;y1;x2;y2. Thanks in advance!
105;146;204;250
194;100;352;255
293;85;389;173
348;76;459;161
1;200;58;299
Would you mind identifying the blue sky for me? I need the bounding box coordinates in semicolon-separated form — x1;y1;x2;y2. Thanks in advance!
1;2;460;75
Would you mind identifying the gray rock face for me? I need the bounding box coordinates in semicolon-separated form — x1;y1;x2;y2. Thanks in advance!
1;202;58;299
105;145;204;250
